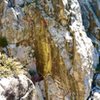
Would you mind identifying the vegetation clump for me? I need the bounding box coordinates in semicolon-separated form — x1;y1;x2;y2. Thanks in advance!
0;53;24;78
0;36;8;47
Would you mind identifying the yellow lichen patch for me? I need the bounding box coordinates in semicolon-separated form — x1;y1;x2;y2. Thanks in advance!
31;10;52;77
72;32;85;100
50;39;70;95
52;0;69;26
52;0;64;17
28;9;52;100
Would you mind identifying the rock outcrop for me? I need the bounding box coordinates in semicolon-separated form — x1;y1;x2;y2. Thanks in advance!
0;0;99;100
79;0;100;68
0;53;38;100
79;0;100;99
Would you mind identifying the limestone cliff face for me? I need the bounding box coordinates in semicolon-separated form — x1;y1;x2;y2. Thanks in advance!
79;0;100;99
79;0;100;68
0;0;98;100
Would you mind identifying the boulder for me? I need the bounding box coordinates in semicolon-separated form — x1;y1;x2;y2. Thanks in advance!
0;53;38;100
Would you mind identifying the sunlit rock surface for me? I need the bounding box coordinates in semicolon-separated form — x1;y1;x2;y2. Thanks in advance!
0;53;38;100
0;0;99;100
0;75;37;100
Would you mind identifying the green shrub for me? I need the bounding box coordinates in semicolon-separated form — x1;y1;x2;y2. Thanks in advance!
0;37;8;47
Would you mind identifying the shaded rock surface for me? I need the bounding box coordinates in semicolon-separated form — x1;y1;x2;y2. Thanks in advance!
87;73;100;100
79;0;100;68
78;0;100;99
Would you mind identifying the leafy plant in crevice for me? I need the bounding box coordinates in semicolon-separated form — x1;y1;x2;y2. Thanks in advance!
0;53;24;78
0;36;8;47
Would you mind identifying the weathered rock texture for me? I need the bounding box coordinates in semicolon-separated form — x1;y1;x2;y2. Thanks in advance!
0;0;98;100
79;0;100;68
0;75;37;100
78;0;100;99
0;53;38;100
